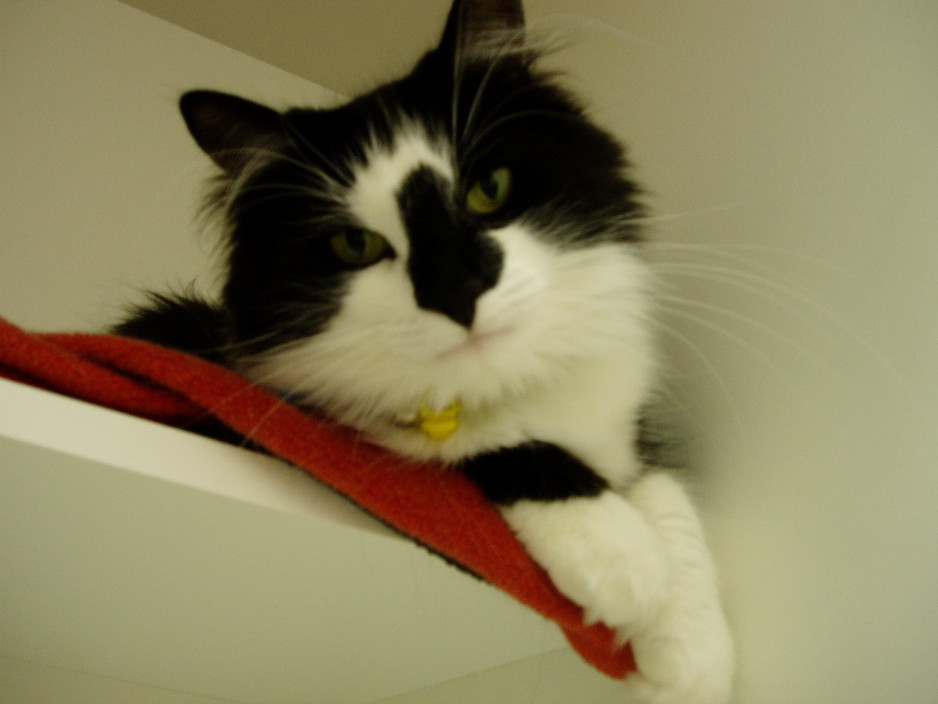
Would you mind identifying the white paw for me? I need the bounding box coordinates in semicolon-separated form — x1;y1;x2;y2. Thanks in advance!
500;492;673;637
622;472;735;704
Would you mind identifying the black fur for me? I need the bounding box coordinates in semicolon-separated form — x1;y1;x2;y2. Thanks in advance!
113;293;231;365
461;442;609;504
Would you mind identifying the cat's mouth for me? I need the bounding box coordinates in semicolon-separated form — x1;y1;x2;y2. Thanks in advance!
435;325;514;360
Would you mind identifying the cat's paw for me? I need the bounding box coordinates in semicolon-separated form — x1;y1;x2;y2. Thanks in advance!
621;472;735;704
500;491;673;637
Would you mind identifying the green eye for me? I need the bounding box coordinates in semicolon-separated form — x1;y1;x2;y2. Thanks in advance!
329;229;390;266
466;167;512;215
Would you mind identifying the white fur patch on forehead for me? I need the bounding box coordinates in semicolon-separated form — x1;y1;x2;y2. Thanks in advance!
344;127;455;253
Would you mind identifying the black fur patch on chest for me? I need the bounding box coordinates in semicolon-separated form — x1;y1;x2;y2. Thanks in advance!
460;442;609;504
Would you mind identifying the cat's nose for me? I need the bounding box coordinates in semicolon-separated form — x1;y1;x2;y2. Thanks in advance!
412;253;500;328
426;272;493;328
435;293;477;329
397;165;502;327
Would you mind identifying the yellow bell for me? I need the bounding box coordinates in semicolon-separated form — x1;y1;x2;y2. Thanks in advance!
418;400;461;441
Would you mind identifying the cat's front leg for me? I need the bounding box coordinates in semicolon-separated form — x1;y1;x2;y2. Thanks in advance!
502;492;674;637
461;442;673;639
462;445;734;704
620;472;735;704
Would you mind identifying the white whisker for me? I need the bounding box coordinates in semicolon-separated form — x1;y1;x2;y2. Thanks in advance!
652;262;838;342
657;301;784;378
650;245;913;392
657;293;826;369
649;316;744;435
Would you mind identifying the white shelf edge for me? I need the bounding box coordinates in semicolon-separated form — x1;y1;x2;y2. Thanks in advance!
0;377;395;538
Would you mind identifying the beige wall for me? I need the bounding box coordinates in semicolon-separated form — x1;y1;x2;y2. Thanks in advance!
0;0;340;332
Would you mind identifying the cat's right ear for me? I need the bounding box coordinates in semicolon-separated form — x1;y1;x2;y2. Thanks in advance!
179;90;285;175
438;0;526;64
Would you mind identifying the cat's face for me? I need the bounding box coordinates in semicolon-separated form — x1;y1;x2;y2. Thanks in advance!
183;0;652;461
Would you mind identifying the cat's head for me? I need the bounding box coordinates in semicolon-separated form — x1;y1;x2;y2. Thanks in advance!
182;0;652;460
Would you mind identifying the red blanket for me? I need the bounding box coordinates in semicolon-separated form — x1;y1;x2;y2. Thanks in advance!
0;315;635;678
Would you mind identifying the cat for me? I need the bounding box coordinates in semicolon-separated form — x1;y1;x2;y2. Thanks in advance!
115;0;734;701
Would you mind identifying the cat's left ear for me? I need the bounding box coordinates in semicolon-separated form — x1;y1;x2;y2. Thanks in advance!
438;0;527;64
179;90;287;176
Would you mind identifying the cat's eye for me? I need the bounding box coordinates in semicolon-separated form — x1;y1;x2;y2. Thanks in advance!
329;229;391;267
466;167;512;215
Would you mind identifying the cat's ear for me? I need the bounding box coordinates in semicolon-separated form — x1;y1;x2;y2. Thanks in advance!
179;90;286;175
438;0;526;63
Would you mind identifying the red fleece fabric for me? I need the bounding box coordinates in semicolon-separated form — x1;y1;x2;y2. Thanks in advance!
0;315;636;678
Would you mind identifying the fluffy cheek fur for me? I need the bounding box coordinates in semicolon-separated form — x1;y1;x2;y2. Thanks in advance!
246;223;656;473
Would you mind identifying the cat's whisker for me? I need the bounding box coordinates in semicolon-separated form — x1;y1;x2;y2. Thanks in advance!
461;104;584;160
154;357;297;449
655;300;822;413
528;12;663;51
281;119;354;188
458;29;530;150
448;2;471;147
615;203;749;228
220;182;338;212
644;376;694;423
650;262;839;343
649;251;913;393
656;293;827;369
647;316;744;435
646;238;849;278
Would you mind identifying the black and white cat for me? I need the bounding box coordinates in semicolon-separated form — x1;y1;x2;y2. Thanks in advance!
116;1;733;701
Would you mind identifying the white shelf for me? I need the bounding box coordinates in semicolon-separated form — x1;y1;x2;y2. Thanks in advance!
0;378;567;703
